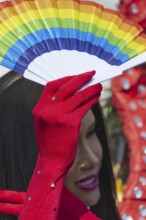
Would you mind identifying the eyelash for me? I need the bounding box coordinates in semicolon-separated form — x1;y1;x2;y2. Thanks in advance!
86;127;96;138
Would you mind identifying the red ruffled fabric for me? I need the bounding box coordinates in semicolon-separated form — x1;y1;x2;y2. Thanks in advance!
119;0;146;29
112;67;146;219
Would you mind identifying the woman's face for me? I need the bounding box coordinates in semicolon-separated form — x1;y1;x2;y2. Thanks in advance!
65;109;103;207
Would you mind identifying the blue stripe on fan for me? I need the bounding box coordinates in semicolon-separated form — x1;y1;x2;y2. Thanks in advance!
1;29;130;71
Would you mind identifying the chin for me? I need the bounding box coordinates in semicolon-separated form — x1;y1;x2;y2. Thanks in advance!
81;188;101;207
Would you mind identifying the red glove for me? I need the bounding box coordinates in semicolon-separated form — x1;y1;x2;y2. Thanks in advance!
0;190;25;216
19;71;102;220
0;187;101;219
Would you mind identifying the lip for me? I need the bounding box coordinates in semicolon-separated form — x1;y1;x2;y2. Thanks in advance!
76;173;99;191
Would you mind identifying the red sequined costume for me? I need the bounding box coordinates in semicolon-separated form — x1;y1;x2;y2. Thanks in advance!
112;2;146;218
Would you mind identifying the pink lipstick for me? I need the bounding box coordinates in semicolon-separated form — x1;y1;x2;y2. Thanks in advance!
76;174;99;191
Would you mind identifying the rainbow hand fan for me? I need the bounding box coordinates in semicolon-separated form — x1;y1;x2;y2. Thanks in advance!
0;0;146;86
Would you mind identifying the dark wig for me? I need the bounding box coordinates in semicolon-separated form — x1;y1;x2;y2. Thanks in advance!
91;105;120;219
0;71;120;220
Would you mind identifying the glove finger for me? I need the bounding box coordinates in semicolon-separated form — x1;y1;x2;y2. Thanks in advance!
33;76;75;111
0;203;22;216
0;191;25;203
43;75;75;97
67;83;102;112
55;70;96;101
77;95;101;117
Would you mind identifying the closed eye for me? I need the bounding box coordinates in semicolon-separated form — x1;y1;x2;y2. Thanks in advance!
86;122;96;138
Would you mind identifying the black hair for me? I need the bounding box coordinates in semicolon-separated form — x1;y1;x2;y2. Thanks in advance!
0;72;43;220
91;105;120;219
0;71;120;220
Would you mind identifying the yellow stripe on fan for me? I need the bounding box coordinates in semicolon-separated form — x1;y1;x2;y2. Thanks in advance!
0;9;141;44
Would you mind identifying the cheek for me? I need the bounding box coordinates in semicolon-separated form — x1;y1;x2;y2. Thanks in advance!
87;134;103;159
64;142;80;189
64;163;79;200
64;158;78;189
64;134;103;189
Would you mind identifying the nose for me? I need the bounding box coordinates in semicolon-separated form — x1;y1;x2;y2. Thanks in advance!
78;162;94;171
78;140;100;171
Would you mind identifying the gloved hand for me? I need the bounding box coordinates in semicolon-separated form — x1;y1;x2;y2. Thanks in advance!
0;190;25;216
19;71;102;220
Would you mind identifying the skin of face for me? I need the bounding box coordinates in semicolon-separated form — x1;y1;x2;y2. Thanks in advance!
65;109;103;207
